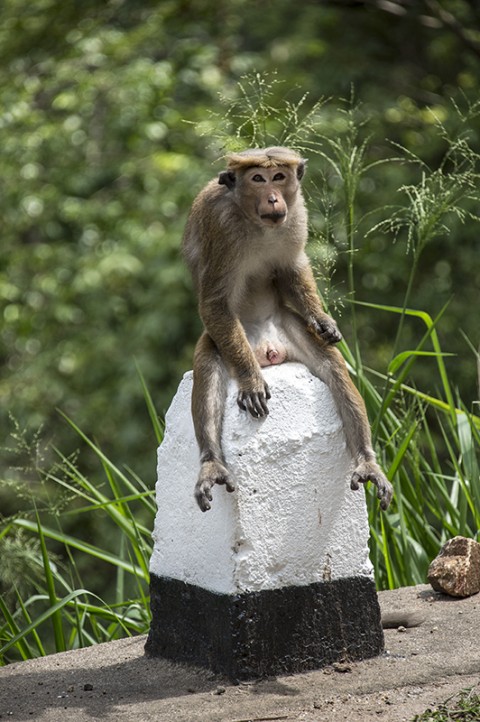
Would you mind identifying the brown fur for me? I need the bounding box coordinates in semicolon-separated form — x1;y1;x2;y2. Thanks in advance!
183;146;393;512
225;146;305;170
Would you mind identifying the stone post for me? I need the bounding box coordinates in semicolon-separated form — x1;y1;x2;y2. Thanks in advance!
145;363;384;680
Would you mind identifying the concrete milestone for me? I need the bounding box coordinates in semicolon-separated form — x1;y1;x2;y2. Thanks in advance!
145;363;384;679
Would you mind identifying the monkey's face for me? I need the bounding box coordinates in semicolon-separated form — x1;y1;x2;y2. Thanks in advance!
220;165;302;229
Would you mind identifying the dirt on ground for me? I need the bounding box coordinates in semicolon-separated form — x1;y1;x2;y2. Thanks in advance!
1;584;479;722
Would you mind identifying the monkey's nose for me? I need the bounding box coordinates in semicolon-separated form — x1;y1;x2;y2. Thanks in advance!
268;194;278;205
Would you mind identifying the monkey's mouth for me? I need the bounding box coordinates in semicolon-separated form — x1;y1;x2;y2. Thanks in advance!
260;211;287;226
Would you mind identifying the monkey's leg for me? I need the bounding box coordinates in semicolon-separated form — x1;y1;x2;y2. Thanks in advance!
324;348;393;510
284;316;393;510
192;332;235;512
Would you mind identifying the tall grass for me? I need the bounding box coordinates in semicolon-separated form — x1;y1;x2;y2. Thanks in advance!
1;79;479;662
0;372;160;664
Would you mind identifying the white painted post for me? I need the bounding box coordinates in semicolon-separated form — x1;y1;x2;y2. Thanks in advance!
145;363;384;679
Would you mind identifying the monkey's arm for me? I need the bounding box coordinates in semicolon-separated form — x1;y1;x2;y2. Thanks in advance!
276;258;342;344
199;295;271;418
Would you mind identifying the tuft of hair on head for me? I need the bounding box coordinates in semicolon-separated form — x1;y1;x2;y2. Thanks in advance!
225;146;305;171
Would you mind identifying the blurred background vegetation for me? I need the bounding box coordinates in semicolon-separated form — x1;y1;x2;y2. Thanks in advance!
1;0;480;659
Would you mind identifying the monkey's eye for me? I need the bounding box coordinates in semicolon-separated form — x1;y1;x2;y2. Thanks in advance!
251;174;266;182
273;172;286;181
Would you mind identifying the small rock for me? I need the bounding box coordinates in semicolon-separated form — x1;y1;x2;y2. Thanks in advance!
213;686;226;695
332;662;352;673
428;536;480;597
83;683;94;691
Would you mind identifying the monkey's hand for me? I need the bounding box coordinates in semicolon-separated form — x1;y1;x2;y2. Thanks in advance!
350;461;393;511
195;460;235;512
309;314;342;345
237;376;271;418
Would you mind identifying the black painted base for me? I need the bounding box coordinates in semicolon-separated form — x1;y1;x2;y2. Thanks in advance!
145;574;384;680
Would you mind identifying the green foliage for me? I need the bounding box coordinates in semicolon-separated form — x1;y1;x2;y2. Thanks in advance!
413;687;480;722
0;398;156;664
2;71;480;661
1;0;480;661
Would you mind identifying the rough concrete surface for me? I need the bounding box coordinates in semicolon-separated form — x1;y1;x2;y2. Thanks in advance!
151;364;373;595
1;584;479;722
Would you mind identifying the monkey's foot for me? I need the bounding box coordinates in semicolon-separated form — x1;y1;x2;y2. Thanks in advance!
350;461;393;510
194;460;235;512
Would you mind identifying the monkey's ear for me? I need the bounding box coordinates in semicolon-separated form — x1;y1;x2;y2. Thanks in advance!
218;170;236;189
296;160;307;181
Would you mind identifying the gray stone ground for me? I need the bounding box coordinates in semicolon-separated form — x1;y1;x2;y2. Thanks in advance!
1;584;479;722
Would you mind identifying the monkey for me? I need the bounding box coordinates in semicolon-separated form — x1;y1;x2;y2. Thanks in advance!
182;146;394;513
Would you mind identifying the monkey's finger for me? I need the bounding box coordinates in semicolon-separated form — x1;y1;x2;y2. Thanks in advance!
195;493;211;512
248;392;269;418
240;392;256;417
238;390;269;418
320;327;342;343
248;397;262;418
377;486;391;511
217;474;236;493
194;483;213;512
238;391;259;414
256;392;270;416
350;480;359;491
237;393;247;412
264;382;271;400
241;392;260;417
350;472;361;490
366;471;393;508
377;482;393;510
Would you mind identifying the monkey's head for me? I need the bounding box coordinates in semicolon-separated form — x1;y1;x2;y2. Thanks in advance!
218;147;306;229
